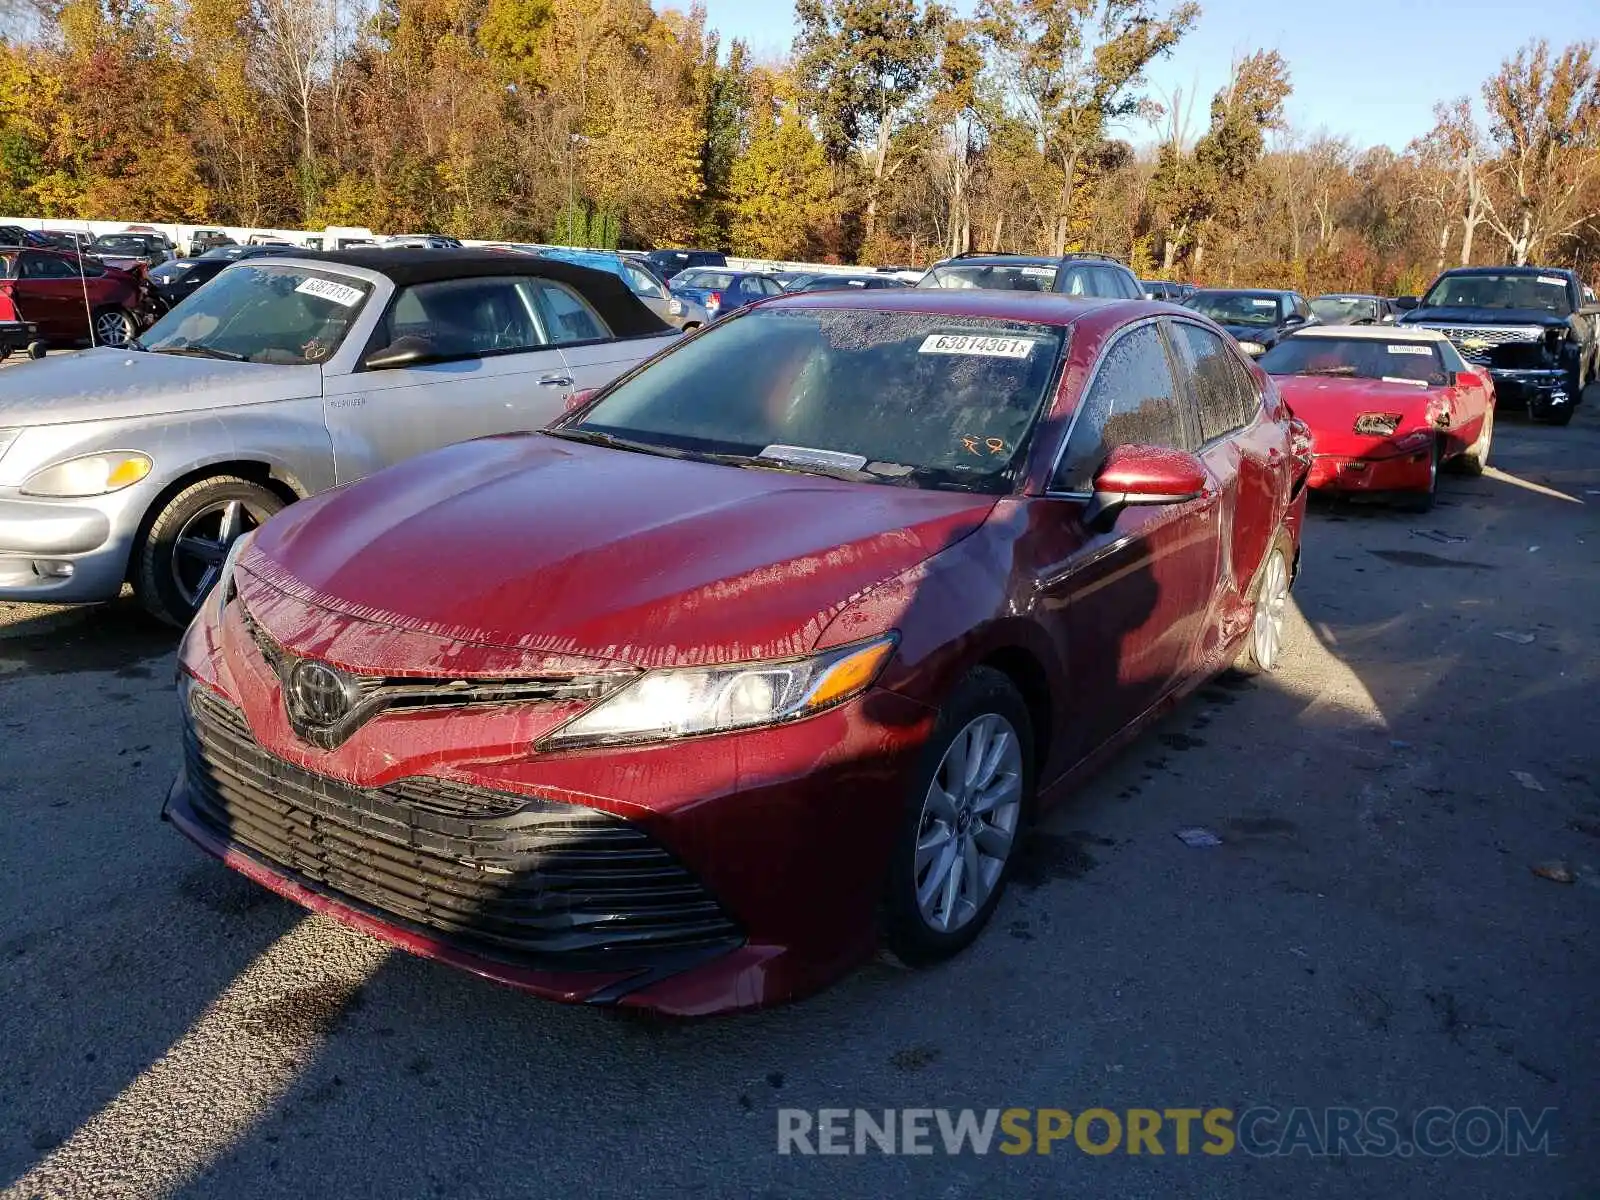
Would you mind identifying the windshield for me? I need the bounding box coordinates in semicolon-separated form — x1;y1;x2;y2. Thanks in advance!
919;263;1058;292
1187;292;1283;327
141;264;373;365
674;270;735;290
1310;296;1379;324
1259;337;1446;385
568;308;1066;494
93;236;148;251
1421;272;1571;315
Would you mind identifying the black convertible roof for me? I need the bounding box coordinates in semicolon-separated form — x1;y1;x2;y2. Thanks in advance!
303;248;672;338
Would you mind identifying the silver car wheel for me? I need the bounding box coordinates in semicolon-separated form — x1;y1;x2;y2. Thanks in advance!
171;499;256;607
1252;548;1290;671
914;713;1023;933
94;309;131;347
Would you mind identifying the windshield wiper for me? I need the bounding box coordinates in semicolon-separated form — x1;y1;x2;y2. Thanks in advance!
149;344;248;362
542;427;690;459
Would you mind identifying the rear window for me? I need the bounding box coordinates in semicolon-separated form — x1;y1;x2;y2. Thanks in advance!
1259;337;1447;386
573;308;1067;494
675;270;735;290
919;262;1058;292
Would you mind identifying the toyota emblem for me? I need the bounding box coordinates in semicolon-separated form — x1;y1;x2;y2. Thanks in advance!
288;659;359;728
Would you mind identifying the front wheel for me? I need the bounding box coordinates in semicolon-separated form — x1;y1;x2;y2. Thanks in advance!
1402;439;1441;512
884;667;1034;966
133;476;285;627
91;306;137;348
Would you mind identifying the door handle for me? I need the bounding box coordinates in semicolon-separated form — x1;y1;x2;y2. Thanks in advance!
537;374;574;387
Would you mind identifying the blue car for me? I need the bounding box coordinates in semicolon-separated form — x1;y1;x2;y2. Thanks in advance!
533;248;708;329
666;268;787;322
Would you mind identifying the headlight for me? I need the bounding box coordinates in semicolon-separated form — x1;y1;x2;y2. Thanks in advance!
538;634;898;751
20;451;152;497
0;427;20;465
1237;340;1267;356
1353;412;1404;436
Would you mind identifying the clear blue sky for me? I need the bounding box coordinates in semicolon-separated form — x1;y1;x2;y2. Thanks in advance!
665;0;1589;150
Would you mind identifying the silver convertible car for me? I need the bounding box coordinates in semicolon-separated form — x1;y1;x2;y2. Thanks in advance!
0;249;679;624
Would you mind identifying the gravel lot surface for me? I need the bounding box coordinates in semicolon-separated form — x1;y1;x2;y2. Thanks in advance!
2;391;1597;1199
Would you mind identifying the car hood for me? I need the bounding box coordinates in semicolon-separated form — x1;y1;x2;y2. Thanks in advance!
1275;375;1435;430
1402;306;1571;329
243;434;998;668
0;348;322;426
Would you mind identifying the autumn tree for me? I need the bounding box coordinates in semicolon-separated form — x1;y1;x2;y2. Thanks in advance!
1482;38;1600;265
979;0;1198;255
795;0;942;252
728;70;835;260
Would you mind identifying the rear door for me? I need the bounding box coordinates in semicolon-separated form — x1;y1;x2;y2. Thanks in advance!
1033;320;1224;762
322;274;573;482
1167;318;1282;657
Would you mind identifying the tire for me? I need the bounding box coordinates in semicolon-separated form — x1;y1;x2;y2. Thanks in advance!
1453;407;1492;476
884;667;1035;966
1546;403;1575;427
133;476;285;627
1402;439;1440;511
91;306;137;348
1237;537;1293;674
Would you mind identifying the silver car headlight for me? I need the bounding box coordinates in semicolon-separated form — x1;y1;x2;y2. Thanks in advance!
538;634;898;751
20;452;153;497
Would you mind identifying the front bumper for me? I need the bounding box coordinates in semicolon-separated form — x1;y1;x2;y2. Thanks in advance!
1487;368;1572;413
0;494;138;602
168;606;937;1014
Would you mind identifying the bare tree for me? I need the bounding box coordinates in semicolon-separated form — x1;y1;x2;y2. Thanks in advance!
253;0;342;213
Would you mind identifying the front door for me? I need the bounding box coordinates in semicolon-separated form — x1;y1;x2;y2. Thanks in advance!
15;251;83;341
1031;321;1225;767
321;275;576;484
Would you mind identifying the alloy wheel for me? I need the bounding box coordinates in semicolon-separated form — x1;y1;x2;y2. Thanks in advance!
1252;548;1290;671
913;713;1023;933
95;310;131;347
171;499;261;607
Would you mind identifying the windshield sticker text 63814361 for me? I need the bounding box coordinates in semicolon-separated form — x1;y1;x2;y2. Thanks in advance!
919;333;1036;359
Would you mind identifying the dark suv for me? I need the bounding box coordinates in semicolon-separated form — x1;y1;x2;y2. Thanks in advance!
643;248;727;282
916;251;1144;299
1400;266;1598;424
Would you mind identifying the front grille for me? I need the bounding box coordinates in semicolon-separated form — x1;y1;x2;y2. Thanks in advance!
1413;323;1553;369
236;598;632;749
181;687;741;969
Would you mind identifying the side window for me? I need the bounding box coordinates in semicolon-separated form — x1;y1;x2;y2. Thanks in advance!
80;256;105;277
760;276;783;296
1170;321;1253;442
1051;323;1196;492
529;279;611;345
21;253;74;279
622;265;665;300
1110;268;1141;299
382;277;544;359
1056;266;1091;297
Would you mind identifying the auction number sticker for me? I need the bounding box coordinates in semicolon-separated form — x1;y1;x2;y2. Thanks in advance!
1021;267;1056;277
919;333;1036;358
1537;275;1566;286
295;277;366;307
1386;344;1433;355
1251;299;1278;308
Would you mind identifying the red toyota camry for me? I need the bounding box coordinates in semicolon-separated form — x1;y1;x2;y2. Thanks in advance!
1259;325;1495;510
167;290;1310;1014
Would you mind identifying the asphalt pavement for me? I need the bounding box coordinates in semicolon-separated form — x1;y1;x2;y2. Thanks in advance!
2;392;1597;1199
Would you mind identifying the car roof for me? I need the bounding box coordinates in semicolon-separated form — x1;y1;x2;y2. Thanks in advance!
759;286;1150;327
1289;324;1448;342
271;248;673;339
1314;293;1380;300
931;255;1058;268
1435;265;1568;276
1191;287;1288;297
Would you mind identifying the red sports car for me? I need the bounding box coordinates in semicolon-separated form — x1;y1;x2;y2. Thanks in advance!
167;291;1311;1014
1259;325;1495;510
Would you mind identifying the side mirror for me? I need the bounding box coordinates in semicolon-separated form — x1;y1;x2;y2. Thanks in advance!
1282;313;1306;327
1081;444;1209;532
564;387;597;413
362;336;436;371
1380;312;1396;324
1452;370;1485;389
1393;296;1419;311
